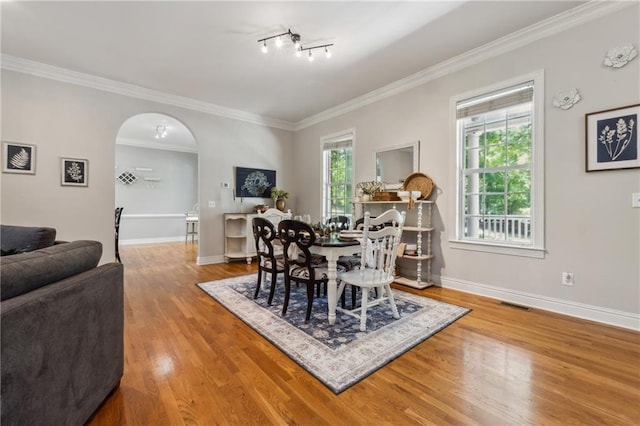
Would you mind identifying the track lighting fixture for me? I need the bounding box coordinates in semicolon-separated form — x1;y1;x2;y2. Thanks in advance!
258;28;334;61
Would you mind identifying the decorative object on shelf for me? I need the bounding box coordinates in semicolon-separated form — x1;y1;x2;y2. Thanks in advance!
252;204;269;213
553;88;581;110
372;191;400;201
235;166;275;198
60;157;88;187
585;103;639;172
356;181;384;201
2;141;36;174
270;187;289;211
258;28;333;61
402;172;434;200
154;124;168;139
603;44;637;68
117;170;138;185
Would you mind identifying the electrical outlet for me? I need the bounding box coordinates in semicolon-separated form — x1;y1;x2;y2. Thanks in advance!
632;192;640;208
562;272;575;286
208;200;216;208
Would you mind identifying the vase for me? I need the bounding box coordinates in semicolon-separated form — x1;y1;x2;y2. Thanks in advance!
361;194;371;201
275;198;286;211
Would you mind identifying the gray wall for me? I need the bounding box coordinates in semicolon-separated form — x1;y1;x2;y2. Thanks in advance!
1;71;296;264
293;6;640;325
115;145;198;242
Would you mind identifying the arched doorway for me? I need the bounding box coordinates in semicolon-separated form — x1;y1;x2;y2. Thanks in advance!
115;113;198;249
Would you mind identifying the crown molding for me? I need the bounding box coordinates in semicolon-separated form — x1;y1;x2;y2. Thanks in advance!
294;0;634;130
0;54;295;132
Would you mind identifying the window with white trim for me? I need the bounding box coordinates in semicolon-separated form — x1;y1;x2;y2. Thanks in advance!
454;73;544;255
322;135;353;221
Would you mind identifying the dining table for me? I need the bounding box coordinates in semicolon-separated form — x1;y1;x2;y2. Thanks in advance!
310;236;360;325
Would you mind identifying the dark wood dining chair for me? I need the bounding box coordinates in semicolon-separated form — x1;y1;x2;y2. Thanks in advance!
278;220;345;321
252;217;286;305
327;215;351;231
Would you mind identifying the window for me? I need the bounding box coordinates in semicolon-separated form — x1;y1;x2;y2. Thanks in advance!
322;133;353;221
452;72;544;257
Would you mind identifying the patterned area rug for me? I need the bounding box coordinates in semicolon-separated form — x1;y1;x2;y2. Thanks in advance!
197;274;469;394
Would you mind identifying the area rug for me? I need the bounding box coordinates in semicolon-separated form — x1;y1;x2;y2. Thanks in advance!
197;274;469;394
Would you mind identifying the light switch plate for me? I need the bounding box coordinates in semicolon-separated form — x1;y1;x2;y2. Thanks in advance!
633;193;640;208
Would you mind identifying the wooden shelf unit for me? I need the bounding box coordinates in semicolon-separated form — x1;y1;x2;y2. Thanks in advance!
224;213;257;264
354;200;434;289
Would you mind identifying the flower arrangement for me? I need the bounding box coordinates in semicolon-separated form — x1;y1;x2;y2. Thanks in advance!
356;181;384;196
270;187;289;200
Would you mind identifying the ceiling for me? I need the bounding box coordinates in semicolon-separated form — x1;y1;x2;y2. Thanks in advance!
2;1;586;126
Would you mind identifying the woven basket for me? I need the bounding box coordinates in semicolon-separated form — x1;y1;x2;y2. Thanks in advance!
402;172;434;199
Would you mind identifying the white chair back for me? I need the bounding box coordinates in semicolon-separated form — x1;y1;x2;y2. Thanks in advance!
259;208;292;227
359;209;406;278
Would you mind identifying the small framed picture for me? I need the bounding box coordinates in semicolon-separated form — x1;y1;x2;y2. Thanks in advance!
586;104;639;172
2;141;36;174
61;157;89;187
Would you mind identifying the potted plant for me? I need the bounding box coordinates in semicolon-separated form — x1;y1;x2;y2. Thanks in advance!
356;181;383;201
270;187;289;211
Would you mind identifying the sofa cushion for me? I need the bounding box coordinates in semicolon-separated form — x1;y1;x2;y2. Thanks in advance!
0;240;102;301
1;225;56;254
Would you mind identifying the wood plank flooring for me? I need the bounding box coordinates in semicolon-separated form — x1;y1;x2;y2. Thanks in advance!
89;242;640;425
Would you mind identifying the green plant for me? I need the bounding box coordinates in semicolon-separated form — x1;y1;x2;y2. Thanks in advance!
270;187;289;200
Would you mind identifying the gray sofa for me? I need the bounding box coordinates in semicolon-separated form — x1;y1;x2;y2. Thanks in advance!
1;225;124;425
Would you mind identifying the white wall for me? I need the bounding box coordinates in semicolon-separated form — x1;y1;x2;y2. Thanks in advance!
115;145;197;242
293;6;640;327
1;71;295;263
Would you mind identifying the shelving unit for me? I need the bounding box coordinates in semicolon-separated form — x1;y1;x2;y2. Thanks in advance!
354;200;434;289
224;213;257;264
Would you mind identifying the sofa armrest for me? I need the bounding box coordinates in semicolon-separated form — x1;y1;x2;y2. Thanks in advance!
1;262;124;426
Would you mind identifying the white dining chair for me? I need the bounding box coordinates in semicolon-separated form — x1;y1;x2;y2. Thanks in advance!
337;209;406;331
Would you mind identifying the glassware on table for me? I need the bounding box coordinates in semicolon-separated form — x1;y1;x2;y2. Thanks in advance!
294;215;302;221
302;214;311;224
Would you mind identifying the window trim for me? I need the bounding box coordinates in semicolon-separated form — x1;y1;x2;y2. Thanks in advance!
321;128;356;221
449;71;545;258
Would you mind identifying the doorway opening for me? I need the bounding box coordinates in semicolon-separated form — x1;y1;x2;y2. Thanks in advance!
115;113;199;252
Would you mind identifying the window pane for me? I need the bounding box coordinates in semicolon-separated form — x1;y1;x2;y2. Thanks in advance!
507;192;530;215
464;172;483;194
485;144;506;168
507;140;531;166
465;147;485;169
484;194;505;215
464;194;482;215
484;171;505;193
464;216;483;239
507;169;530;193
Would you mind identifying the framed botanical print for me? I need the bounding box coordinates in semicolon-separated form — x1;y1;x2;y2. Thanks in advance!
2;141;36;174
586;104;639;172
61;157;89;187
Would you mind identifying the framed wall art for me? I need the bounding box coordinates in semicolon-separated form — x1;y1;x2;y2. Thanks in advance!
61;157;89;187
235;166;276;198
2;141;36;174
585;104;639;172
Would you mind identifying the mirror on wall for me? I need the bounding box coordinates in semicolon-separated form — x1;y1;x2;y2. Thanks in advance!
375;141;419;188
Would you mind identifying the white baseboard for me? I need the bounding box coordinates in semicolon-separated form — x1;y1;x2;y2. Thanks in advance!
438;275;640;331
197;255;226;265
120;236;194;245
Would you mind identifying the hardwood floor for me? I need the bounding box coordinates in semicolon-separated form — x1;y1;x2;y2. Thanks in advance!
90;242;640;425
